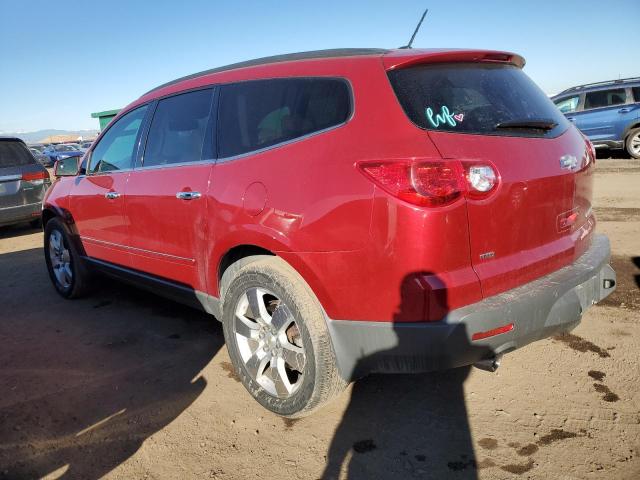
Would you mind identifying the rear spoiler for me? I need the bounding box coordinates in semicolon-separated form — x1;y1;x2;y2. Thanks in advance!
382;49;525;71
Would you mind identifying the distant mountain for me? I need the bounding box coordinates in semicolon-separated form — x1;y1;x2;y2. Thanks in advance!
0;129;99;143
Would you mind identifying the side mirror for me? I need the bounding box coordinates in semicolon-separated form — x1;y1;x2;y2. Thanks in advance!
54;156;80;177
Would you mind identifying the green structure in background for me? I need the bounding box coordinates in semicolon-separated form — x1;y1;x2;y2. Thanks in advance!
90;109;121;130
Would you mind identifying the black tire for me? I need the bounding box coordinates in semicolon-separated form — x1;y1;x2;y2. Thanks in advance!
44;217;92;298
626;128;640;159
221;256;347;417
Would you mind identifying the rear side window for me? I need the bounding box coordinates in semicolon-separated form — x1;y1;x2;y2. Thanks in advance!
89;105;148;174
388;63;568;135
584;88;626;110
554;95;580;114
0;141;35;168
218;78;351;158
143;89;214;168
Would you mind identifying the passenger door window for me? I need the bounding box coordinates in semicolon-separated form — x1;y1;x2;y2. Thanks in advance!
218;78;351;158
89;105;148;174
142;89;214;168
632;87;640;103
584;88;627;110
554;96;580;114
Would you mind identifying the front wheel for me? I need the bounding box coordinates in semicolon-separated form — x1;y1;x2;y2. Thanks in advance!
221;257;347;417
626;128;640;159
44;218;91;298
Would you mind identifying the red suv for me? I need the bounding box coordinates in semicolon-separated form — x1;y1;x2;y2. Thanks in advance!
43;48;616;417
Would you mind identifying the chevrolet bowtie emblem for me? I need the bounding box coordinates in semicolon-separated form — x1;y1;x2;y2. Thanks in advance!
559;154;578;170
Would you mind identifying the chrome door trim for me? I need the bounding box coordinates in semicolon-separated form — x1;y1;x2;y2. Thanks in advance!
81;236;195;264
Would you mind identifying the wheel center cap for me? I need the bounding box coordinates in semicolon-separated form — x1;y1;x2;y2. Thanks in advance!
265;333;277;349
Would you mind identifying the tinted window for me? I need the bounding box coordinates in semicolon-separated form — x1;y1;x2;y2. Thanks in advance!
143;89;214;167
218;78;351;158
0;141;35;168
584;88;626;110
388;63;568;135
632;86;640;103
554;95;580;114
89;105;148;174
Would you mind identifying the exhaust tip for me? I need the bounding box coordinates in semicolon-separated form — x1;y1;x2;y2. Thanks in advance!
474;355;501;372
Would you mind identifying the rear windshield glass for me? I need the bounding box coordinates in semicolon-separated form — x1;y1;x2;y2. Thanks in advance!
388;63;568;135
0;141;35;168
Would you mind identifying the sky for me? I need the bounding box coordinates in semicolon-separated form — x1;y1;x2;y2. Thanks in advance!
0;0;637;132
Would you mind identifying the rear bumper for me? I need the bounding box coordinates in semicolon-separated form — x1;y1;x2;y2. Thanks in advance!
0;202;42;227
327;234;616;381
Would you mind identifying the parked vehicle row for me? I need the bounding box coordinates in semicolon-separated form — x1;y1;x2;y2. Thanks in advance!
40;144;84;165
42;48;616;417
552;77;640;159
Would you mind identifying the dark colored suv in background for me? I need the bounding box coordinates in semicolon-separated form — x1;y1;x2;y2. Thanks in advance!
0;137;51;227
552;77;640;158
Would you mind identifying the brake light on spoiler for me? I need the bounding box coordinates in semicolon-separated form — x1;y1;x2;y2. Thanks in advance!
358;160;499;207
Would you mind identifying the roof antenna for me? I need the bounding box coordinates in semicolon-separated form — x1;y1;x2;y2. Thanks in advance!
399;8;429;49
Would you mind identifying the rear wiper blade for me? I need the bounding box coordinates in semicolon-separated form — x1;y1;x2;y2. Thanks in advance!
495;119;558;131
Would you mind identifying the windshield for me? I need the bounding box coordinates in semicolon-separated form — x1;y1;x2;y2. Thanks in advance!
0;141;35;167
388;63;569;136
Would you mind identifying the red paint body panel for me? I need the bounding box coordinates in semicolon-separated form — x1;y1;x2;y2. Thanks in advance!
68;173;131;267
125;165;213;291
428;128;595;298
44;48;596;325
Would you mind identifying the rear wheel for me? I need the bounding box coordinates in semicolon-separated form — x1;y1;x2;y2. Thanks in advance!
44;218;91;298
626;128;640;159
221;256;346;417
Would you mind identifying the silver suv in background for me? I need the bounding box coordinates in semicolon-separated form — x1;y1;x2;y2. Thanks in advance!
0;137;51;228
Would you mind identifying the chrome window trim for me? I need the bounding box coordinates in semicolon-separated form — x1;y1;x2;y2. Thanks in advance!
134;158;216;172
215;121;350;164
80;168;134;177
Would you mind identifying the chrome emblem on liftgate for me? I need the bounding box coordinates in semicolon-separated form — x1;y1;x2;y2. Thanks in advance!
559;154;578;170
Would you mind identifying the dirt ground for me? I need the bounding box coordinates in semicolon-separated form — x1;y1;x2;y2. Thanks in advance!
0;159;638;480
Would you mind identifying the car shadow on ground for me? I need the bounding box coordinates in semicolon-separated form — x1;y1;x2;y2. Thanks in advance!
0;223;41;240
632;257;640;289
0;247;224;479
321;272;493;480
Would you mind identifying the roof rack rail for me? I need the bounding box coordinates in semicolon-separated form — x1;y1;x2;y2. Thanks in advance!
557;76;640;95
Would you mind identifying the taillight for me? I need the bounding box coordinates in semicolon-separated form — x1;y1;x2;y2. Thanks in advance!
22;170;50;183
358;160;498;207
465;165;497;196
358;161;464;207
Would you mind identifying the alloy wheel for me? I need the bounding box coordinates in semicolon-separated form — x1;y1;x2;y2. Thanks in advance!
49;230;72;289
630;131;640;156
234;287;306;398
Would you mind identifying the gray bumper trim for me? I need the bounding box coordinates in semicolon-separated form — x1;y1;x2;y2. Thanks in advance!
0;202;41;226
327;234;616;381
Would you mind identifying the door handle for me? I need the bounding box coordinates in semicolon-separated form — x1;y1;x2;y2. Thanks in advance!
566;117;576;122
176;191;202;200
105;191;120;199
618;108;631;113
